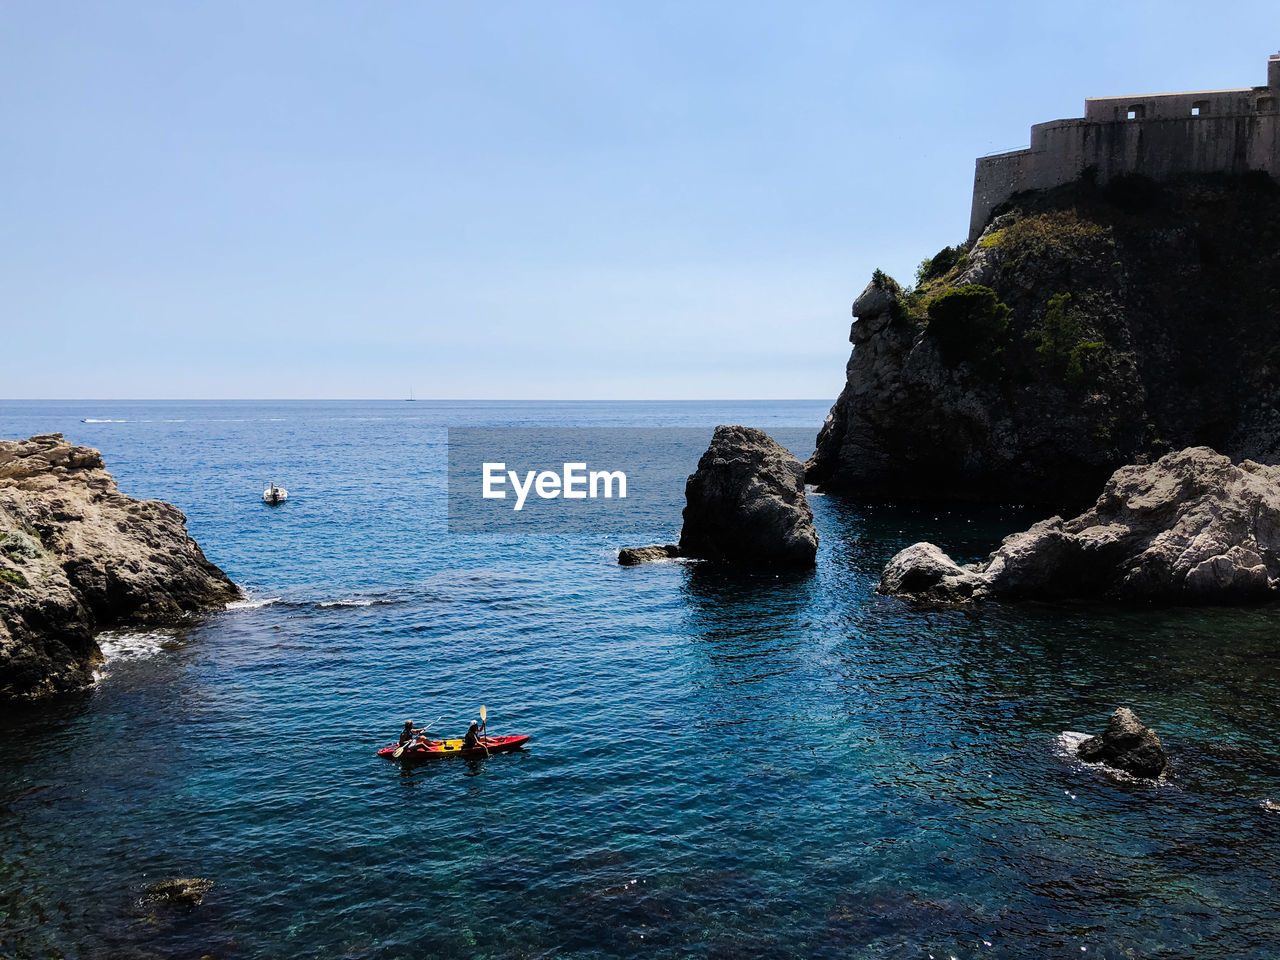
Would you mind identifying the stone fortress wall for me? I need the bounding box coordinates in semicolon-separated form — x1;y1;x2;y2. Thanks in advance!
970;55;1280;239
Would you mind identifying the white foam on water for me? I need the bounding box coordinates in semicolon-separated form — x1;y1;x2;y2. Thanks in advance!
316;594;402;608
1055;730;1092;757
93;630;173;680
81;418;128;423
227;595;282;610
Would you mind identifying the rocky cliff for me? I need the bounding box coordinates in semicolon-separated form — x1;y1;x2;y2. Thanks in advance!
808;173;1280;508
0;434;239;701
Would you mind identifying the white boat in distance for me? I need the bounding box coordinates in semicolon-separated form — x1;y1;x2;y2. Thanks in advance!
263;483;288;505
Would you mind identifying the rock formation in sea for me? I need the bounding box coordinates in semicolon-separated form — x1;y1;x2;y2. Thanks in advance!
880;446;1280;604
145;877;214;907
807;174;1280;508
0;434;240;702
617;545;680;566
619;425;818;568
1076;707;1171;779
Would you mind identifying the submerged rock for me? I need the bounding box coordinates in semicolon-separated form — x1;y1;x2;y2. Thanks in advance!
678;426;817;568
1077;708;1171;779
617;544;680;565
0;434;239;702
145;877;213;906
880;446;1280;604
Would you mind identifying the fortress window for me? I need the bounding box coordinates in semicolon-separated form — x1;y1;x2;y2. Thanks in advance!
1260;97;1277;112
1191;101;1209;116
1126;104;1146;120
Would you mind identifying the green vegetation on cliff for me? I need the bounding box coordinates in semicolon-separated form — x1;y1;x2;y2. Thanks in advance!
809;172;1280;507
924;285;1010;367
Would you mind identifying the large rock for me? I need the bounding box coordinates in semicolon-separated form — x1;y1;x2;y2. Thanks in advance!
878;543;985;602
0;434;239;701
880;446;1280;603
619;426;818;568
679;426;817;568
807;177;1280;507
1077;708;1171;779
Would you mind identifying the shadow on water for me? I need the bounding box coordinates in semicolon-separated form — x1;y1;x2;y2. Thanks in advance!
680;562;819;638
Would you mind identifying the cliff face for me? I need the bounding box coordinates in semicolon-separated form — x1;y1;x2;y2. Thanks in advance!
808;174;1280;508
0;434;239;701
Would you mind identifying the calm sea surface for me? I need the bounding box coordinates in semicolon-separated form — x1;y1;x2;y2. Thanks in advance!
2;400;1279;960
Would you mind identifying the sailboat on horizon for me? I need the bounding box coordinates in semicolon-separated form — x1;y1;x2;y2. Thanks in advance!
405;386;417;402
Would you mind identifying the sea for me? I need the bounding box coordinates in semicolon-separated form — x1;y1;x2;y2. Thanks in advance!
2;399;1280;960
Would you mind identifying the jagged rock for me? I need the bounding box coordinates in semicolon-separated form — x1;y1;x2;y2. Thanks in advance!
677;426;817;568
0;434;239;702
1076;708;1171;778
808;177;1280;507
145;877;213;906
880;446;1280;604
617;544;680;565
878;543;984;601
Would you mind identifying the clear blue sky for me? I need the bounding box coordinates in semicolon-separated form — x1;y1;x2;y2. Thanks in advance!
4;2;1277;399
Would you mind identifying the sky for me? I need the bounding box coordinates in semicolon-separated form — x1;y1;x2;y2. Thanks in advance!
3;2;1278;399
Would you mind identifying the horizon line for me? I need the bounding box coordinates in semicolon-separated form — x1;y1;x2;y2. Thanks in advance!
2;397;834;404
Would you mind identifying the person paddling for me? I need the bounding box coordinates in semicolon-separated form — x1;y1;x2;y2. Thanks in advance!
462;719;485;750
399;720;425;746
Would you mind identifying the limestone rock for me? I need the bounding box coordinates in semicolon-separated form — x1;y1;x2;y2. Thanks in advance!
879;446;1280;604
878;543;984;602
1076;708;1171;779
808;178;1280;506
678;426;818;568
0;434;239;702
617;544;680;566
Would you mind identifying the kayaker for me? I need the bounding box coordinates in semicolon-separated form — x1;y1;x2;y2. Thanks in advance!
399;720;426;746
462;720;484;750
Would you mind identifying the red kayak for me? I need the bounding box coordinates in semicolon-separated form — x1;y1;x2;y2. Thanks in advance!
377;735;531;762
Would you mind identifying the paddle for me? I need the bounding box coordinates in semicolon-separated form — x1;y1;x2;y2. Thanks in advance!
393;714;444;758
480;704;490;757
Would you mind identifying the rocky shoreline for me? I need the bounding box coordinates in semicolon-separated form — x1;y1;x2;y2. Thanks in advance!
0;434;239;702
879;446;1280;605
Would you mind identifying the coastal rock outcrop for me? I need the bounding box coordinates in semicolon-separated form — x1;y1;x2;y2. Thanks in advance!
878;543;985;602
808;175;1280;508
145;877;214;907
1077;708;1171;779
0;434;239;702
679;426;817;568
617;545;680;566
879;446;1280;604
618;425;818;568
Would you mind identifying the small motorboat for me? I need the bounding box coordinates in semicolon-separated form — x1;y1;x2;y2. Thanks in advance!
263;483;288;505
377;734;530;762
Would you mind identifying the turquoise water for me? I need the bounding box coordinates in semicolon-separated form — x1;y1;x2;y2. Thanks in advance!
2;400;1280;960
